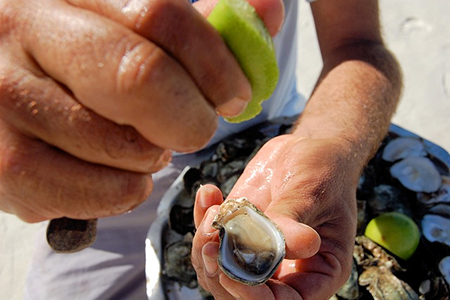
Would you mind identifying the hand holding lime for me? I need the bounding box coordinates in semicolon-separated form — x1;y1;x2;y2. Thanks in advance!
208;0;279;123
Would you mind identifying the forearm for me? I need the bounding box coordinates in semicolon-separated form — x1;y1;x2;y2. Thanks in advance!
293;41;402;169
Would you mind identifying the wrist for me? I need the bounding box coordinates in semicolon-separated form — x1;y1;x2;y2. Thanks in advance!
289;126;376;177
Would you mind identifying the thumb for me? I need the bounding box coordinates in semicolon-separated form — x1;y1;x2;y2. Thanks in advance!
193;0;285;36
271;215;321;260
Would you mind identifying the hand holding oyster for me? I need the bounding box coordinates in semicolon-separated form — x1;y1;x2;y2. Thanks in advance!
191;134;359;300
150;120;450;299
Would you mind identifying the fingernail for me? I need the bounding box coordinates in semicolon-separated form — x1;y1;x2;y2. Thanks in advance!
197;185;215;209
202;208;217;235
202;242;219;276
216;97;248;117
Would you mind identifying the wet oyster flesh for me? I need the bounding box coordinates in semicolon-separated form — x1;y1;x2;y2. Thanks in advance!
212;197;285;286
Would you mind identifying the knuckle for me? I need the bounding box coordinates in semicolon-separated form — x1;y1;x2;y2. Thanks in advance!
0;140;27;186
0;66;15;99
101;124;170;172
120;0;190;38
118;0;154;31
115;37;166;95
0;1;18;36
0;140;47;222
135;0;186;32
0;60;33;114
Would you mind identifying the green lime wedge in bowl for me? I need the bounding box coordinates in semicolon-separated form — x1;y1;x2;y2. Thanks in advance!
365;212;421;260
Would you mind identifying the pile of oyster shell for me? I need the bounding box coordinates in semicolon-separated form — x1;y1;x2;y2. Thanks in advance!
347;131;450;299
152;117;450;300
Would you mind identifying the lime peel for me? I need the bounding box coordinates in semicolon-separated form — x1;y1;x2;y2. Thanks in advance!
364;212;421;260
207;0;279;123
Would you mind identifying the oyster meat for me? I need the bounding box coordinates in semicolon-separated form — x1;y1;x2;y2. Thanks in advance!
212;197;285;286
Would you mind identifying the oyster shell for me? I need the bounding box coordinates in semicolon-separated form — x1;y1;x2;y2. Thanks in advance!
428;203;450;218
163;240;197;288
390;156;442;193
212;197;285;286
359;266;419;300
421;214;450;246
418;176;450;205
439;256;450;285
336;260;360;299
354;236;419;300
382;137;427;162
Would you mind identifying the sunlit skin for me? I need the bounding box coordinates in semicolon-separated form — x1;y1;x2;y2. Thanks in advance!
191;0;402;299
0;0;282;222
0;0;401;298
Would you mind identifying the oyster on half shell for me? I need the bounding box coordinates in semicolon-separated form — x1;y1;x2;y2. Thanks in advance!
212;197;285;286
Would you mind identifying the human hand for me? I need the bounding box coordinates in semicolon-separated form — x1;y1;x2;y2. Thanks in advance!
192;135;360;299
0;0;283;222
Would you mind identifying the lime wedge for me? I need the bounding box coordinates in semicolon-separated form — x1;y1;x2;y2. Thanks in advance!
365;212;420;260
208;0;279;123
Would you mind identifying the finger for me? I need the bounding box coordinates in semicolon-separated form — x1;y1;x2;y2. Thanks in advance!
279;257;346;300
65;0;252;117
192;207;224;295
220;274;275;300
194;184;223;228
223;185;321;260
0;123;152;223
0;62;171;173
276;245;353;300
245;0;285;36
192;0;219;16
198;242;236;300
193;0;285;37
266;280;302;300
21;0;218;152
269;216;321;260
202;241;220;278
